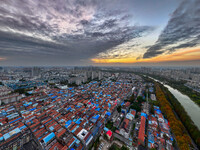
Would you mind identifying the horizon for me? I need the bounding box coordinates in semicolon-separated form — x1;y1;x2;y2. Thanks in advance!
1;65;200;69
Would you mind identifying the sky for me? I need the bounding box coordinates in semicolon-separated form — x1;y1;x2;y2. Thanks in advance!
0;0;200;66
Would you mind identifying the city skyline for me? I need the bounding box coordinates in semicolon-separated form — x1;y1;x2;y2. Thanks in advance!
0;0;200;66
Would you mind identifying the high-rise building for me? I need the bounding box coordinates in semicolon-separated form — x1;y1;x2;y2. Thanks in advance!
32;67;41;77
98;71;103;80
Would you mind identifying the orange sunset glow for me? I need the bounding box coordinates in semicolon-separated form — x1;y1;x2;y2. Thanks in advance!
91;48;200;64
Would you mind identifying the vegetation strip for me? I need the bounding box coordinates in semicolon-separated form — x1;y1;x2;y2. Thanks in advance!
158;83;200;149
155;83;192;150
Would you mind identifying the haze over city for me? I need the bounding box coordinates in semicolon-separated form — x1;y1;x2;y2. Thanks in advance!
0;0;200;66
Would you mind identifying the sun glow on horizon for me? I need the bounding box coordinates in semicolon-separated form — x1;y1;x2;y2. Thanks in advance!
91;48;200;64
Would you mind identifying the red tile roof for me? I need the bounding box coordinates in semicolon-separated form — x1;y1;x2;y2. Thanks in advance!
106;130;112;137
138;116;146;145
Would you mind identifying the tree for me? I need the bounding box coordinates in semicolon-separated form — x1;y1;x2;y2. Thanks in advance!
109;144;120;150
129;94;135;103
163;133;168;141
94;136;100;150
137;96;145;103
104;133;108;141
14;88;26;94
150;104;154;114
117;105;121;113
68;82;78;87
155;83;191;149
172;140;176;147
121;145;129;150
60;80;68;85
130;102;141;112
49;83;55;86
19;79;26;82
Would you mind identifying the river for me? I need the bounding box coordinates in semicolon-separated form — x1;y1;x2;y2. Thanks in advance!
150;77;200;130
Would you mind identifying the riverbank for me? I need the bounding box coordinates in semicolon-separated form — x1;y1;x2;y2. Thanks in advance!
145;74;200;107
154;83;192;149
148;76;200;129
146;76;200;149
158;83;200;149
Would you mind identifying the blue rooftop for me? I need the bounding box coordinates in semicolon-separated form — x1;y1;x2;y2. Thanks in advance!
106;112;111;116
3;133;10;140
43;132;55;144
141;112;147;119
67;107;71;111
19;125;27;130
65;120;72;128
93;115;100;120
103;127;109;132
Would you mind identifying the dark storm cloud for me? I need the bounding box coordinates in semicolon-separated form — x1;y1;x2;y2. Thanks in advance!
0;0;154;64
143;0;200;58
168;40;199;52
0;31;69;56
0;0;154;65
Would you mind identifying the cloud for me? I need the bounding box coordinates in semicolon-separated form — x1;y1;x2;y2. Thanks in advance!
136;55;142;60
143;0;200;58
0;0;154;65
93;27;155;61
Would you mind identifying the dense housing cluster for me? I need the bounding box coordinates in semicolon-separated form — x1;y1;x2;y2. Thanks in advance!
0;71;178;150
0;74;133;150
